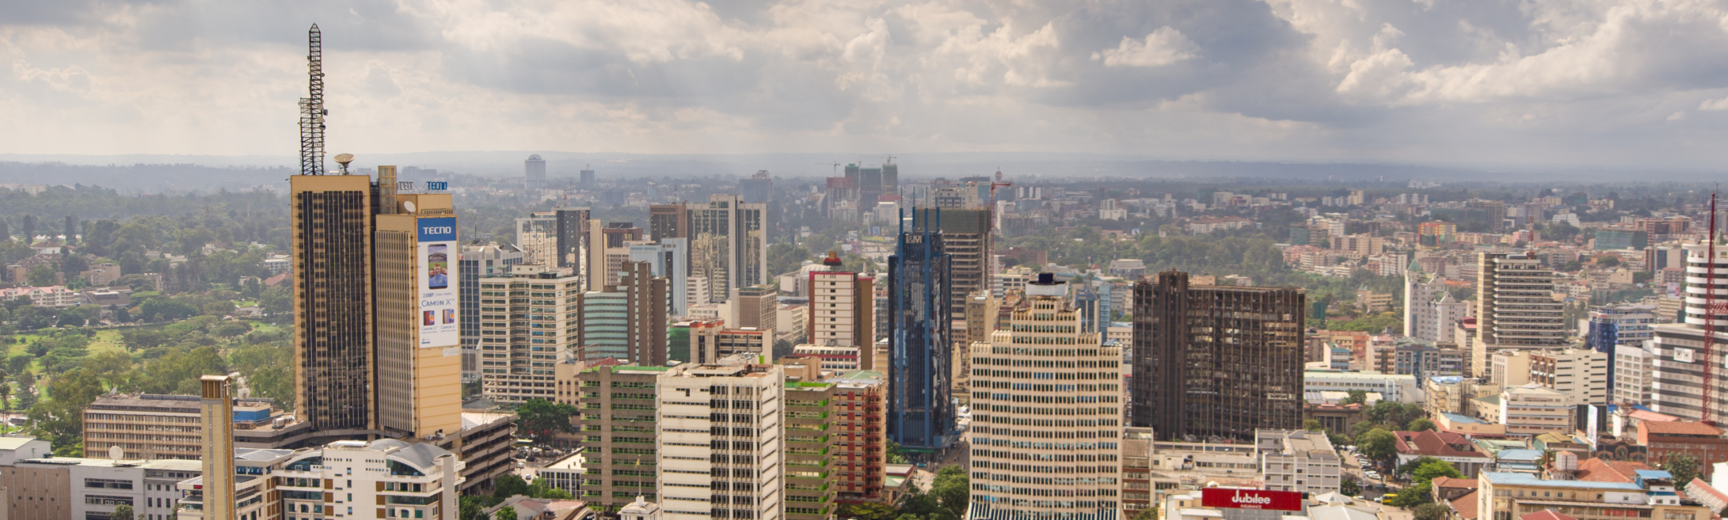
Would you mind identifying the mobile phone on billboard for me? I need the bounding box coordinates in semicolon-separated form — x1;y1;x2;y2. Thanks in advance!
428;244;449;289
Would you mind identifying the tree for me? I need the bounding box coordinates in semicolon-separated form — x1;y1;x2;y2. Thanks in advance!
930;465;969;520
494;505;517;520
1665;453;1701;490
514;399;578;440
1413;503;1450;520
111;504;134;520
492;474;530;500
26;265;55;287
1341;477;1360;496
839;503;898;520
886;439;909;464
1133;507;1159;520
1407;418;1436;432
1390;482;1433;508
64;215;78;244
1411;459;1463;484
1303;419;1326;431
459;496;486;520
0;370;9;411
1341;389;1369;405
1358;429;1398;466
773;339;796;360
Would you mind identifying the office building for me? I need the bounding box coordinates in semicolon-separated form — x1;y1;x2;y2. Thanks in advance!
1615;343;1658;405
1587;303;1657;394
1530;348;1609;406
290;173;376;433
1637;421;1728;479
0;450;230;520
201;375;237;520
829;370;888;504
479;266;583;404
515;208;590;274
83;393;281;461
1132;270;1305;440
736;284;778;333
670;320;769;365
655;360;784;520
780;361;840;520
1257;429;1342;494
1476;383;1575;435
374;189;463;438
960;290;1000;392
578;261;669;365
685;195;770;303
629;238;689;316
1650;240;1728;422
460;243;524;382
647;204;686;246
525;154;546;190
807;252;876;368
966;274;1123;520
557;361;666;513
929;208;991;321
1476;252;1568;348
579;165;595;187
1477;471;1709;520
271;440;464;520
887;208;956;455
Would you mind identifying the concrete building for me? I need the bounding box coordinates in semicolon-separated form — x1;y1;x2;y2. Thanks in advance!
1257;429;1342;495
807;252;876;369
0;454;217;520
1587;304;1657;394
575;260;669;366
1529;349;1609;406
373;190;464;438
829;370;888;504
201;375;237;520
1636;421;1728;480
967;274;1123;520
1133;270;1306;440
267;439;463;520
525;154;546;190
460;243;524;382
684;195;770;303
628;238;689;316
1303;371;1421;403
172;447;295;520
479;266;583;404
780;361;839;520
1648;241;1728;423
671;320;768;365
290;173;378;434
1614;343;1657;406
1477;252;1569;349
930;208;992;321
655;360;784;520
790;344;861;370
515;208;589;276
1477;470;1709;520
1480;384;1575;436
557;361;667;513
1394;429;1493;477
83;393;283;461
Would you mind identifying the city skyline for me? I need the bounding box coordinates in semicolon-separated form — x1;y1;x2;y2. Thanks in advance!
5;1;1728;170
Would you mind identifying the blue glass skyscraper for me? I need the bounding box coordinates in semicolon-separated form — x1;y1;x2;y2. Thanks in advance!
888;208;955;456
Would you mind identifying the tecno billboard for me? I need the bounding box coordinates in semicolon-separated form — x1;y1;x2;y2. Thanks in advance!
417;217;458;348
1200;488;1303;511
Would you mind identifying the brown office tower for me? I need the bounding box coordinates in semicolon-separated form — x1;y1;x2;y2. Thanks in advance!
1131;270;1305;440
579;260;669;365
291;174;376;433
374;186;463;438
932;208;991;321
736;283;778;332
648;203;687;243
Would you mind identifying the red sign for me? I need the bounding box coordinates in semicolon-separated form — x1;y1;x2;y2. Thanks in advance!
1201;488;1303;511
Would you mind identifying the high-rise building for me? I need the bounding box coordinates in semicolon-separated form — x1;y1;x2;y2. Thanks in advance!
1132;270;1305;440
516;208;590;274
525;154;546;191
647;204;687;245
967;274;1123;520
808;252;876;369
780;360;840;520
1649;240;1728;422
829;370;887;504
201;375;237;520
290;173;375;433
685;195;770;303
579;165;595;187
479;266;583;404
460;243;524;382
1587;303;1657;395
629;238;689;316
736;283;778;334
274;439;464;520
374;188;463;438
1476;252;1568;348
1530;348;1609;406
929;208;991;321
578;261;669;365
656;360;784;520
887;208;956;455
557;361;665;513
740;170;773;204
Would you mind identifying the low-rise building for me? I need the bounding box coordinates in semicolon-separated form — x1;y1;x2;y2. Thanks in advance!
83;393;286;461
1394;430;1493;477
1257;429;1342;495
1304;371;1421;403
1474;384;1576;436
1477;470;1710;520
1636;421;1728;479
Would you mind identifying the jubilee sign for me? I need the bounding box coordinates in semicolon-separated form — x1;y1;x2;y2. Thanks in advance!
1200;488;1303;511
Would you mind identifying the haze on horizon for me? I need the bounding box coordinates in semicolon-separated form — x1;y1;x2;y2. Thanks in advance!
4;0;1728;170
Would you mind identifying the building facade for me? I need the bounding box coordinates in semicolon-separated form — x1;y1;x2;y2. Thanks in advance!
479;267;583;404
1476;252;1568;348
887;208;956;455
655;361;784;520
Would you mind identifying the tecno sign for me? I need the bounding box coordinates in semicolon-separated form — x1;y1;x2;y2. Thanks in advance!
1200;488;1303;511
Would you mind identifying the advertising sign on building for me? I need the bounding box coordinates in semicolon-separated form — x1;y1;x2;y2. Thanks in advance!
418;217;458;348
1200;488;1303;511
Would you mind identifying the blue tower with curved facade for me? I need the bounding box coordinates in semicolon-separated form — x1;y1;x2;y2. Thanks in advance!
887;207;955;457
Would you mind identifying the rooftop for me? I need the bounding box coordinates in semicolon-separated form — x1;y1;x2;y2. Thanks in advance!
1482;472;1643;490
1521;510;1578;520
1396;430;1490;460
1639;420;1723;437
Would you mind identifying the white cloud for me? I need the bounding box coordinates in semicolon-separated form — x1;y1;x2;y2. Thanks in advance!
1702;97;1728;111
1091;27;1198;68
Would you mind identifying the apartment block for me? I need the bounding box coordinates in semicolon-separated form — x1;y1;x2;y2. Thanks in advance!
479;267;583;404
560;361;666;513
1530;348;1609;406
1256;429;1342;495
656;361;784;520
967;275;1123;520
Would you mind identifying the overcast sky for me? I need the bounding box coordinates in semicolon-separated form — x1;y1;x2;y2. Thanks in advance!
4;0;1728;169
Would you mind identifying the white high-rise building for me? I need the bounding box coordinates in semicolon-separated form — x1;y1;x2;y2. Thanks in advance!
1477;252;1568;347
1615;343;1657;406
656;359;784;520
687;195;770;304
967;276;1123;520
478;267;584;404
1650;240;1728;422
1530;348;1609;406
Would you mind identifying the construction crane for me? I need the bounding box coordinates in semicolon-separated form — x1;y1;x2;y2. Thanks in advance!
988;170;1013;206
815;162;841;175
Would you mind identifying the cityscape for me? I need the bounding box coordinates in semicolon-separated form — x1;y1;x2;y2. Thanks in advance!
2;6;1728;520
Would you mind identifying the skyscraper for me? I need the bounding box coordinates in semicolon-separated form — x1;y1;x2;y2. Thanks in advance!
1476;252;1568;349
932;208;991;321
1132;270;1305;440
967;274;1123;520
687;194;769;303
656;360;784;520
373;184;463;438
524;154;546;191
888;208;955;455
478;266;583;404
577;260;669;365
291;173;376;433
629;238;688;316
1649;240;1728;422
807;252;876;369
515;208;589;274
459;243;523;382
579;165;595;187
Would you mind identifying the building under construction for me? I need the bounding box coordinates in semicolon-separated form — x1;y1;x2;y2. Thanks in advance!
1131;270;1305;441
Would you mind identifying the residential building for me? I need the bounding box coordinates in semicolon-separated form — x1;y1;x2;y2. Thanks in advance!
887;208;956;455
1636;421;1728;479
1477;252;1569;349
655;360;785;520
807;252;876;369
1529;349;1609;406
966;274;1123;520
1133;270;1306;440
1477;470;1710;520
1648;241;1728;423
830;370;887;504
558;361;666;513
479;266;583;404
1394;430;1493;477
461;243;524;382
1257;429;1343;494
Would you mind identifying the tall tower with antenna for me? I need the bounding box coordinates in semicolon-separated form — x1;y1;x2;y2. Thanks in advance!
300;24;326;176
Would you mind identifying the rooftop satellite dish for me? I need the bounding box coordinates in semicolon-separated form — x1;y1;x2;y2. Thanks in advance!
402;200;417;214
334;153;355;175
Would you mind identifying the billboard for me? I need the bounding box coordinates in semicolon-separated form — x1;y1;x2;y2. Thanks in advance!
1200;488;1303;511
418;217;459;348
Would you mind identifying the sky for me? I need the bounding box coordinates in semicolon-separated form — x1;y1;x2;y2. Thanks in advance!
4;0;1728;170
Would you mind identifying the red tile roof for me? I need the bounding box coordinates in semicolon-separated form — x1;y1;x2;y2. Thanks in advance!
1640;420;1723;436
1628;410;1679;423
1573;459;1653;483
1450;491;1479;520
1395;430;1490;460
1431;476;1479;490
1521;510;1576;520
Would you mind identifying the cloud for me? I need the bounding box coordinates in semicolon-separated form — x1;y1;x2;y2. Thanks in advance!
1091;27;1198;68
1702;97;1728;111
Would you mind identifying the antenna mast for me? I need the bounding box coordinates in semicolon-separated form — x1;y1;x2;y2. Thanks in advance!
299;24;327;176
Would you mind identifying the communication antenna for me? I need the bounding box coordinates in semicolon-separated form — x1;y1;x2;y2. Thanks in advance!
299;24;327;176
334;153;354;175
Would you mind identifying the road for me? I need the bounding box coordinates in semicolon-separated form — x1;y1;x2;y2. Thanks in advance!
1340;449;1401;502
911;439;971;492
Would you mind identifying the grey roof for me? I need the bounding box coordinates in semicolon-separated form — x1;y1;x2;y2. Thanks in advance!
379;440;452;469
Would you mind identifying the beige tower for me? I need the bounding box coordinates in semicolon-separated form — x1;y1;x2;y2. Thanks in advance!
291;174;375;433
200;375;236;520
374;188;464;439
